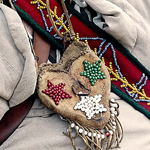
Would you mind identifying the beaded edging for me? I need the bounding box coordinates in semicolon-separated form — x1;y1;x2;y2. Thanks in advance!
64;98;123;150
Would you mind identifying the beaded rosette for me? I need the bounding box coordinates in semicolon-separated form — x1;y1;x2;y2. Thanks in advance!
37;41;123;150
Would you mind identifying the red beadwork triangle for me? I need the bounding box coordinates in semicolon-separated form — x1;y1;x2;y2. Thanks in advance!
42;80;72;105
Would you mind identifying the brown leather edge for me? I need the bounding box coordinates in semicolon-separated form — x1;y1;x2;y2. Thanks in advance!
0;92;37;146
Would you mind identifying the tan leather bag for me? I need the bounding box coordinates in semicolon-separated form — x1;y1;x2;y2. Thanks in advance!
37;0;123;149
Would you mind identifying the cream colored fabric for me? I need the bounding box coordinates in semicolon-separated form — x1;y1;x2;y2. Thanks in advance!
111;93;150;150
1;95;150;150
85;0;150;71
0;4;37;119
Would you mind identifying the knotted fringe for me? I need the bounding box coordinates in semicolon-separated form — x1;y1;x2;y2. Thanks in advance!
63;100;123;150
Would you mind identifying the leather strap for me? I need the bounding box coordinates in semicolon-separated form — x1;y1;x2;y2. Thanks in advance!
33;31;51;66
0;92;37;146
46;0;76;41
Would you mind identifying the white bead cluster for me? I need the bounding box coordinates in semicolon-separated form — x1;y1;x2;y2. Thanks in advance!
109;99;119;133
74;93;107;119
70;122;105;139
110;99;118;116
67;99;119;139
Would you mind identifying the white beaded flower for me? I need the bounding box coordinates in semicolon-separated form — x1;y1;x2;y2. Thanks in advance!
74;93;107;119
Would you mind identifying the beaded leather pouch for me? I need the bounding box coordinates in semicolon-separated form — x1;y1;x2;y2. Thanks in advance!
37;0;123;149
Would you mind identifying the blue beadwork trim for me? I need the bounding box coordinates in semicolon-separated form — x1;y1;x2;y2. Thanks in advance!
111;83;150;119
12;0;17;2
35;1;73;41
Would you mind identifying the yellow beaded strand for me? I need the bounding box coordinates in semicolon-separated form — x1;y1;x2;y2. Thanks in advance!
102;57;150;103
